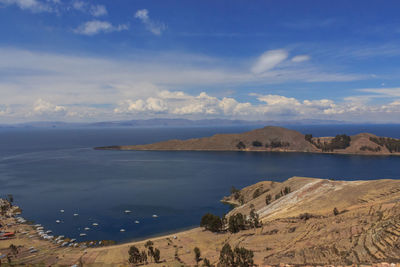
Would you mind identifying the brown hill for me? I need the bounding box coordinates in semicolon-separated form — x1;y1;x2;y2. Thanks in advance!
96;126;400;155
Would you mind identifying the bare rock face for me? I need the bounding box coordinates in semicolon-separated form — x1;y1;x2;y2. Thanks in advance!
96;125;400;155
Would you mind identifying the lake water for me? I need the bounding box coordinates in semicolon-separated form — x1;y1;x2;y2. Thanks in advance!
1;124;400;243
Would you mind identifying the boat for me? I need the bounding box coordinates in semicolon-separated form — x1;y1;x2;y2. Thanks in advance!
79;233;87;237
92;223;99;226
56;220;61;223
134;220;140;224
124;210;131;214
152;214;158;218
120;229;125;232
60;209;64;213
73;213;79;217
84;227;90;231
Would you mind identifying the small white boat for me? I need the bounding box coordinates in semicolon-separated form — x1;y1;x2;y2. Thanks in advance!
124;210;131;214
79;233;87;237
73;213;79;217
152;214;158;218
92;223;99;226
45;230;52;234
120;229;125;232
60;209;64;213
134;220;140;224
84;227;90;231
56;220;61;223
70;238;76;242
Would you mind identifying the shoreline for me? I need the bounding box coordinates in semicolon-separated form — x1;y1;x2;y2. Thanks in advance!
95;146;400;157
4;177;400;265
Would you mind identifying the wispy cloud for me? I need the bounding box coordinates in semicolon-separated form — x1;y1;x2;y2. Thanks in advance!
90;4;107;17
356;87;400;98
291;55;310;63
74;20;128;36
251;49;288;74
71;1;107;17
134;9;166;35
0;0;52;12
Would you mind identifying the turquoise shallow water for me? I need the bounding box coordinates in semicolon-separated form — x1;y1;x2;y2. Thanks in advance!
0;125;400;242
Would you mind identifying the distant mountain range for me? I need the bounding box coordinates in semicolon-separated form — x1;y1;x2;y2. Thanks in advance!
0;118;354;128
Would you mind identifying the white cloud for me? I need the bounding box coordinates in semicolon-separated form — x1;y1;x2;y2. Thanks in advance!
90;4;107;17
255;94;300;106
33;98;67;115
291;55;310;63
0;0;51;12
357;87;400;97
71;0;84;11
74;20;128;35
115;90;378;120
251;49;288;74
0;47;389;123
134;9;166;35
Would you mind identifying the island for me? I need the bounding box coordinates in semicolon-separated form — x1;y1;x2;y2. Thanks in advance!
95;126;400;156
2;176;400;265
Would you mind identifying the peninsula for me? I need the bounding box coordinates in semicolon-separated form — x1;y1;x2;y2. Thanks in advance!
95;126;400;155
2;177;400;265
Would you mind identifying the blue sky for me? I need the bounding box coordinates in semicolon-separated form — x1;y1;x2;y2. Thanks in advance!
1;0;400;122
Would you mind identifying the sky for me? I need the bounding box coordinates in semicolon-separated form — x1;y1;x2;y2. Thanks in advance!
2;0;400;123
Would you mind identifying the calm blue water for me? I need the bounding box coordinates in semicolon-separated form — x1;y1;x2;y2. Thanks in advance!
0;124;400;243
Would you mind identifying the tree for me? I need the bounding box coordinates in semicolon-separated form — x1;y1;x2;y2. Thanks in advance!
194;247;201;264
9;244;18;256
200;213;222;232
228;213;246;233
145;240;154;261
219;244;235;266
236;141;246;149
234;247;254;267
141;250;147;264
231;186;241;200
249;208;260;228
153;248;160;263
305;134;313;143
219;244;254;267
333;207;339;216
128;246;142;264
203;258;213;267
252;141;262;147
283;186;291;195
265;194;272;205
252;188;261;199
0;204;7;216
